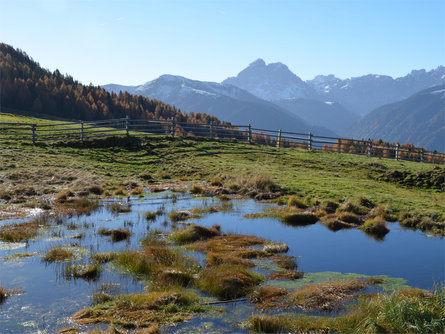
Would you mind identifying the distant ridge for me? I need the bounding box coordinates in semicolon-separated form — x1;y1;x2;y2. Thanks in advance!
346;84;445;152
103;75;336;136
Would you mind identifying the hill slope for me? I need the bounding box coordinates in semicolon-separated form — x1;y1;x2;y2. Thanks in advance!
0;43;220;124
273;98;359;135
346;85;445;152
103;75;336;135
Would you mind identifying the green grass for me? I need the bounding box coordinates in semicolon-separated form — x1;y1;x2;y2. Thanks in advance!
1;112;444;225
247;286;445;334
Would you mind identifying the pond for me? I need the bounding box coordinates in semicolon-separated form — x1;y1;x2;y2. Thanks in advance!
0;191;443;333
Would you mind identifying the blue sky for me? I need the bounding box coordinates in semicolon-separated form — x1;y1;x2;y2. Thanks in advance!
1;0;444;85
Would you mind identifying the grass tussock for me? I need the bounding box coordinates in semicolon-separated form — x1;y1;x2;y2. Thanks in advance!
43;247;74;262
289;279;368;312
250;286;288;309
263;286;445;334
336;200;370;216
267;270;303;280
287;195;307;209
337;212;363;225
281;212;318;226
114;245;197;283
360;217;390;238
98;228;131;242
73;289;206;329
197;264;264;300
190;184;204;195
273;255;298;270
0;286;7;303
90;252;117;264
168;210;192;222
89;184;104;195
64;264;101;280
206;252;256;267
58;197;100;216
249;314;289;333
170;224;221;244
0;220;40;242
323;217;355;231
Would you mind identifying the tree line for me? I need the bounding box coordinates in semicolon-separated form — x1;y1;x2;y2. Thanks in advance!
0;43;223;124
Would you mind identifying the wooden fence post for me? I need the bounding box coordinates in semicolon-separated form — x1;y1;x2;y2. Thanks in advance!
277;129;282;148
80;122;84;143
337;138;341;153
125;116;129;137
420;148;424;163
395;143;400;161
308;132;312;151
368;139;372;157
209;121;213;139
171;117;176;137
248;124;252;143
32;124;36;145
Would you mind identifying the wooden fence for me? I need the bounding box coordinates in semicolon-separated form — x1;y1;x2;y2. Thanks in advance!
0;117;443;164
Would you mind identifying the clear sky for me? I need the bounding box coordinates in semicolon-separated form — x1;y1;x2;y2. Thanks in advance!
1;0;444;86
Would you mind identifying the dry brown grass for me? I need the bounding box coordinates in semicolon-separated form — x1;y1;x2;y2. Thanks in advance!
43;247;74;262
249;285;288;309
0;220;40;242
0;286;7;303
267;270;303;280
289;279;368;312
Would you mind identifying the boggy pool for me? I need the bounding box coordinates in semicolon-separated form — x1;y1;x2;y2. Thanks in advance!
0;191;443;333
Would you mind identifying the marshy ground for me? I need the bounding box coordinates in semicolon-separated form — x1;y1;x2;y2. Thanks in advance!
0;118;444;332
0;190;443;333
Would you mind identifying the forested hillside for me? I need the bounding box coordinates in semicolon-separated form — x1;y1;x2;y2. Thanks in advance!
0;43;221;124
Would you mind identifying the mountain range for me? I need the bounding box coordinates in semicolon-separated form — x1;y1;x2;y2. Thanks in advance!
346;84;445;152
103;75;335;135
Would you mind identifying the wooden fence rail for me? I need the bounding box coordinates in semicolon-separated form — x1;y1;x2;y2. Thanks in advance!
0;116;443;165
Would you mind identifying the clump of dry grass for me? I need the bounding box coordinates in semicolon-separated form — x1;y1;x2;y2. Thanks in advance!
281;212;318;226
58;198;100;216
360;217;390;238
90;252;117;264
64;264;101;280
0;220;40;242
190;184;204;194
273;255;298;270
73;289;205;329
197;264;263;300
98;228;131;242
249;286;288;309
0;286;8;303
323;218;354;231
89;184;104;195
170;224;221;244
113;186;127;196
249;314;289;333
287;195;307;209
289;279;368;311
43;247;74;262
337;212;363;225
168;210;191;222
336;200;369;216
267;270;303;280
206;252;256;268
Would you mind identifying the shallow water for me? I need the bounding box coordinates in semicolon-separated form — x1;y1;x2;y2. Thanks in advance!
0;192;443;333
